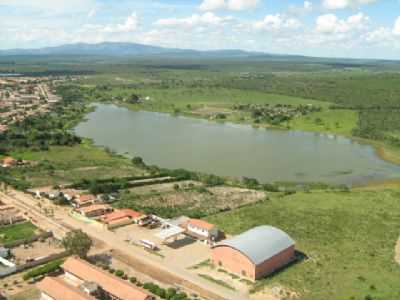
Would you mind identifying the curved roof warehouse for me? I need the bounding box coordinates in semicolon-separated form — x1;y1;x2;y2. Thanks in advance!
211;225;295;280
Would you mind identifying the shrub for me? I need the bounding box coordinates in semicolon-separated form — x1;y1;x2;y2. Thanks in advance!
115;270;124;277
23;259;64;281
129;277;137;284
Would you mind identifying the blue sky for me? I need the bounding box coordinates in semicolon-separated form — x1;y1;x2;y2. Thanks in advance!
1;0;399;59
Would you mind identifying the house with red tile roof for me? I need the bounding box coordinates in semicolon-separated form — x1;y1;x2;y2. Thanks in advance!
101;208;145;229
37;276;96;300
1;157;17;168
61;257;153;300
77;204;113;218
73;194;98;208
186;219;220;242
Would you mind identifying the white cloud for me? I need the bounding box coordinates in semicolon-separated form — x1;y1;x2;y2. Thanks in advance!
102;13;139;33
304;1;313;11
316;13;369;34
199;0;226;11
154;12;233;28
254;14;302;31
199;0;259;11
322;0;377;10
394;16;400;36
365;27;392;43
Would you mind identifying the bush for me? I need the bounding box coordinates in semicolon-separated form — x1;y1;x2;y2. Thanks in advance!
129;277;137;284
115;270;124;277
23;259;64;281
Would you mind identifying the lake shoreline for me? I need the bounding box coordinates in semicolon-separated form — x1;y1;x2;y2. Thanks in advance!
118;101;400;167
75;103;400;186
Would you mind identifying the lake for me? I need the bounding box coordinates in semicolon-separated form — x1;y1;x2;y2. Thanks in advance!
75;104;400;185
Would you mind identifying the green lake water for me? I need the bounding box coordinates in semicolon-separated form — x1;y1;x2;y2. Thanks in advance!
75;104;400;185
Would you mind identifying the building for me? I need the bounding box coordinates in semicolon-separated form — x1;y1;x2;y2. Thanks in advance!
31;187;60;199
73;194;98;208
211;225;295;280
1;157;17;168
185;219;220;242
0;247;9;258
101;209;145;229
62;257;153;300
77;204;113;218
0;205;25;225
60;189;82;202
37;276;95;300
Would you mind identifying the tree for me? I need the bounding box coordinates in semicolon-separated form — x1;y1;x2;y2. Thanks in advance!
62;230;92;258
128;93;140;104
132;156;146;168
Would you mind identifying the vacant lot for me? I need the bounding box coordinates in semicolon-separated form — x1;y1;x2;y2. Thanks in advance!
207;189;400;300
8;287;40;300
12;238;64;265
116;185;266;218
0;222;39;245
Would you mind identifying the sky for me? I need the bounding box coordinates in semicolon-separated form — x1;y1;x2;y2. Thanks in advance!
0;0;399;59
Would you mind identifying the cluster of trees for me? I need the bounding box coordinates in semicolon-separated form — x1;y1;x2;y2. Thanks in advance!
0;85;88;153
0;113;82;152
234;103;322;125
353;109;400;145
143;282;191;300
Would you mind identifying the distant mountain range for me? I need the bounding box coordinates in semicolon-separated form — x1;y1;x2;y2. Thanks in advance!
0;42;270;58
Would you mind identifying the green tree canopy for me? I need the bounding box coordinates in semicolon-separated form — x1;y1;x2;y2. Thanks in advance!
62;230;92;258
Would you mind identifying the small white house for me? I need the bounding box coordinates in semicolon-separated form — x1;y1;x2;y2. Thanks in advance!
186;219;220;241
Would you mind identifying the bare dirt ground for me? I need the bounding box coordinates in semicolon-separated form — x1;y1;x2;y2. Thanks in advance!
12;238;64;265
191;106;234;118
1;272;37;298
113;224;210;268
395;238;400;265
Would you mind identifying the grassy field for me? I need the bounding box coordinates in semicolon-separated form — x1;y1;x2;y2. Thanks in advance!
0;222;38;245
289;109;358;136
8;140;146;187
207;188;400;300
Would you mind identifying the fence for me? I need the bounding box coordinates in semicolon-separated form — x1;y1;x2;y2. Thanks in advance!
0;250;69;279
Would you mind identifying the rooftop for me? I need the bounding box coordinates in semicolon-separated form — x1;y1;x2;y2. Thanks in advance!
37;276;95;300
62;257;150;300
213;225;295;265
188;219;216;230
78;204;112;214
101;208;143;223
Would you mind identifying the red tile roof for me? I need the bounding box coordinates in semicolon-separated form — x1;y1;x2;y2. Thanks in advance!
37;276;95;300
78;204;112;214
188;219;216;231
75;194;97;204
62;257;150;300
2;157;16;165
102;209;143;224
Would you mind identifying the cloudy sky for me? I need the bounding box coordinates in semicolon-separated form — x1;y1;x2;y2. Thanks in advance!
1;0;399;59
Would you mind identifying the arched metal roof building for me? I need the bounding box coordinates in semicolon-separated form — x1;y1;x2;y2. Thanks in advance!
212;225;295;280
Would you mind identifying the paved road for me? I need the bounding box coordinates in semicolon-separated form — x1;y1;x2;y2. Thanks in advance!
0;189;249;300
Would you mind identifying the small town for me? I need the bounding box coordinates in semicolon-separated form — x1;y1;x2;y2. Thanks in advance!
0;76;62;134
1;2;400;300
0;74;300;300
